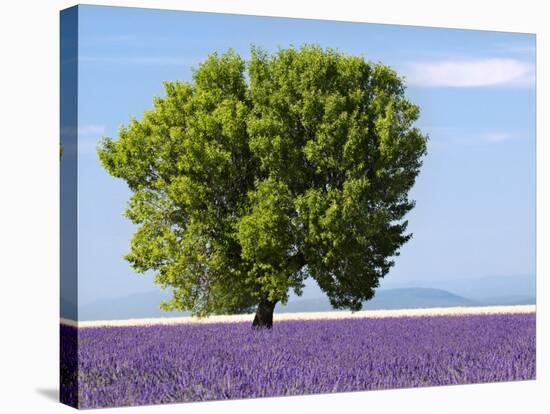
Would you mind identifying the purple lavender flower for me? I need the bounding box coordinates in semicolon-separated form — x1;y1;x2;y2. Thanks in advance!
60;313;535;408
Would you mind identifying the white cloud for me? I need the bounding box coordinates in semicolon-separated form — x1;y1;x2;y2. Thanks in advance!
483;132;513;143
78;125;107;156
78;140;102;156
422;126;527;147
495;42;536;55
406;58;534;88
78;125;106;136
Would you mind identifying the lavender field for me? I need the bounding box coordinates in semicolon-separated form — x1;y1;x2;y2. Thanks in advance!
61;312;535;408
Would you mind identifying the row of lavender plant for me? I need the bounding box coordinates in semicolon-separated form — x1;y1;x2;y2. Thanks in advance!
61;313;535;408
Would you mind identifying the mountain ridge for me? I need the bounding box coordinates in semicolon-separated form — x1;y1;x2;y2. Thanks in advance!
76;275;535;321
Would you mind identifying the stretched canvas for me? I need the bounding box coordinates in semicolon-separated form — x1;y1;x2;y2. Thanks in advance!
60;4;536;409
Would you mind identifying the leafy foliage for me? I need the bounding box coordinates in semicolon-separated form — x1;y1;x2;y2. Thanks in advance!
98;45;428;316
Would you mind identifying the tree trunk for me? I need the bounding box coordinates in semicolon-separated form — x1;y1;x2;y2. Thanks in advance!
252;298;277;329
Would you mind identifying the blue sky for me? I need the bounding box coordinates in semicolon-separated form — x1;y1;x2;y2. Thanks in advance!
71;5;535;308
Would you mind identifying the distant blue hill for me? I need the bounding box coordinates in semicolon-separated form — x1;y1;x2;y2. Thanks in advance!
74;274;535;321
76;286;509;321
278;287;479;313
380;274;535;304
79;290;190;321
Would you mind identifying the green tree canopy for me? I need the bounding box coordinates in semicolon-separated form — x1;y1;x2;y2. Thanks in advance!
98;45;428;328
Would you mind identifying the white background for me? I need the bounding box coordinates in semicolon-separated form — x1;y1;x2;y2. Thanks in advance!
0;0;547;412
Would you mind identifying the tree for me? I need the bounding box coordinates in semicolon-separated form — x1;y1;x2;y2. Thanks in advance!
98;45;428;328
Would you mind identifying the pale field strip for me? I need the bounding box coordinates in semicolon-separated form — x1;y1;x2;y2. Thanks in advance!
61;304;535;328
